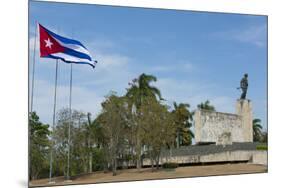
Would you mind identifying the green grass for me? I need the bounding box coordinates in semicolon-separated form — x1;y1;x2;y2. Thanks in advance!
256;144;268;150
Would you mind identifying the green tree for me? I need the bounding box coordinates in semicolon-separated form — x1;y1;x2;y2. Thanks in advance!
197;100;215;111
261;131;268;143
172;102;194;148
53;108;72;177
98;93;128;176
87;112;108;172
53;108;89;177
125;73;163;169
29;112;50;180
140;98;176;170
181;127;195;146
71;111;89;174
253;118;263;142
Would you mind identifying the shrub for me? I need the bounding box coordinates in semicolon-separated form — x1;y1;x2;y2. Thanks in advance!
256;144;268;150
162;162;178;169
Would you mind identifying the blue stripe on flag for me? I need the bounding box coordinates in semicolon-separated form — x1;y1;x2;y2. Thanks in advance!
63;47;92;61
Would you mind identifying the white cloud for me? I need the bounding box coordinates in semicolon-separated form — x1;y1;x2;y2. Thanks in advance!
32;79;104;125
87;38;116;51
95;52;130;71
212;24;267;47
233;24;267;47
71;50;135;95
149;60;194;73
154;77;235;113
210;96;235;113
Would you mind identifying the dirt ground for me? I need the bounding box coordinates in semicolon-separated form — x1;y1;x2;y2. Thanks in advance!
30;163;267;187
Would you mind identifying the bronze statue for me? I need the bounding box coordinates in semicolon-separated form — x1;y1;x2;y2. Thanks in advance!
239;73;248;99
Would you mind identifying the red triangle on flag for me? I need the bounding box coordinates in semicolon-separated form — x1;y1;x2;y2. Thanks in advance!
39;24;65;57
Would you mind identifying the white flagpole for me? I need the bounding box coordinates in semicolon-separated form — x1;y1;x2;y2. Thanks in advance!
30;22;38;113
29;21;38;182
49;59;59;183
67;63;73;181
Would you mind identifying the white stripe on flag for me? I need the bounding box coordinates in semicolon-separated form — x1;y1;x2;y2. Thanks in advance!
51;52;93;64
53;38;93;58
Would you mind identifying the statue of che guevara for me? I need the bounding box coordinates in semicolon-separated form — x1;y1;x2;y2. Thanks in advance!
238;73;248;100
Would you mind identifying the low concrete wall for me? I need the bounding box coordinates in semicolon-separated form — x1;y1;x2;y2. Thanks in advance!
251;151;267;165
142;150;267;166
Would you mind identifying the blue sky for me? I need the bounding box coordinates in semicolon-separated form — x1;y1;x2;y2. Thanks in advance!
29;1;267;131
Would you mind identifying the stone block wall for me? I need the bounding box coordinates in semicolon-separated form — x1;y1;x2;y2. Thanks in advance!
195;99;253;144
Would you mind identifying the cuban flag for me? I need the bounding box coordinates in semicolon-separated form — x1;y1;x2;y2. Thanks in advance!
39;23;97;68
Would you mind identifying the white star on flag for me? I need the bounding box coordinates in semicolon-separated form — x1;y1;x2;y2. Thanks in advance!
44;38;53;49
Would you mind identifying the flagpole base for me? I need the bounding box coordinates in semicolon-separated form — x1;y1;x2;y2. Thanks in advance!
64;180;73;183
48;181;56;184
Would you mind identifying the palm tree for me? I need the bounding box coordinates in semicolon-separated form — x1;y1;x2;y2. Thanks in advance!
125;73;162;170
253;118;263;142
126;73;163;107
172;102;194;148
197;100;215;111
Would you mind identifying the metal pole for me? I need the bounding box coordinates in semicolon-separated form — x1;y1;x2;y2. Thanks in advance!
30;22;37;113
67;63;73;180
49;59;59;183
29;21;37;182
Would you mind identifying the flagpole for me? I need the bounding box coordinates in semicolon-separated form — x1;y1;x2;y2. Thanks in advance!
29;21;38;182
30;22;38;113
67;63;73;181
49;59;59;183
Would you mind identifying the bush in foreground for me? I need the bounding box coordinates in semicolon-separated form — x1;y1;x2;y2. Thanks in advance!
162;162;179;169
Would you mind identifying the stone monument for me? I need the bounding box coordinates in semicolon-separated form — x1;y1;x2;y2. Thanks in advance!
194;74;253;145
236;99;253;142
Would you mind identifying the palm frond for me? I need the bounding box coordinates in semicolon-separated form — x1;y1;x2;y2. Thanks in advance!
253;119;261;124
149;86;162;100
254;124;263;129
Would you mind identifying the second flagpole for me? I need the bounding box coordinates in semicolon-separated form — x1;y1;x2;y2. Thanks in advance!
49;59;59;183
66;63;73;181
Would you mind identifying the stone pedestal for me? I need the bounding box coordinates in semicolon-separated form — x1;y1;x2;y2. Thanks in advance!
236;99;253;142
194;110;201;144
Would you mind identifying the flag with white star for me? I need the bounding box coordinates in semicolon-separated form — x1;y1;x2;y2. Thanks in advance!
38;23;97;68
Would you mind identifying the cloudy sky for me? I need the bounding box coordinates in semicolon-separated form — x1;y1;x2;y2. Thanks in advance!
29;1;267;130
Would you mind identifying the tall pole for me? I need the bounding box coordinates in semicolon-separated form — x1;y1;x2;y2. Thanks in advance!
30;22;37;113
49;59;59;183
29;21;37;182
67;63;73;181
